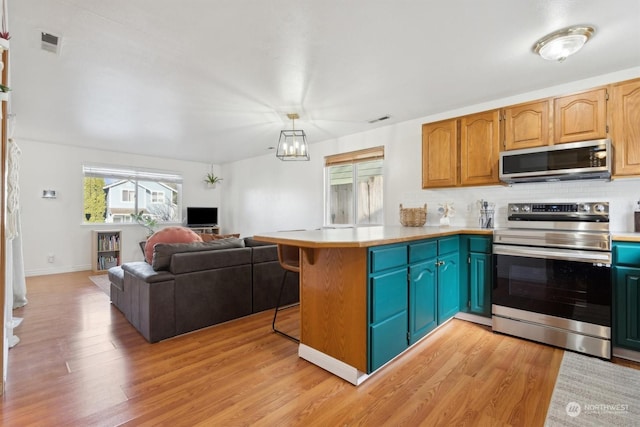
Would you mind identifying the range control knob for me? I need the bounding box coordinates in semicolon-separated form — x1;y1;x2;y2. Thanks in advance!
522;205;531;212
510;205;519;212
580;204;591;212
594;204;606;213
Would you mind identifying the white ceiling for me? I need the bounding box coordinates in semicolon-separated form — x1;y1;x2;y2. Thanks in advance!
7;0;640;164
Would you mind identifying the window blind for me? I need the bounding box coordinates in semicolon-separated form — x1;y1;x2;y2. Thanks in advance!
324;146;384;167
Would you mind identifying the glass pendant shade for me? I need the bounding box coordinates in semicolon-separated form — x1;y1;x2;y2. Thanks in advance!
276;114;310;161
533;26;594;62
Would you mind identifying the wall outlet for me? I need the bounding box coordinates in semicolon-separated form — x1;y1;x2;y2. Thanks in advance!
47;254;54;263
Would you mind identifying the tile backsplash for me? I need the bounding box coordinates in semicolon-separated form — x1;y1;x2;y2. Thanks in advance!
401;177;640;232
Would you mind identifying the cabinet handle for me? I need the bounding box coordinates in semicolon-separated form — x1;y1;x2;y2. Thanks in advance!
435;260;445;266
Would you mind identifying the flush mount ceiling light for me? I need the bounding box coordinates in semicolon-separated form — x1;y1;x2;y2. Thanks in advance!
276;113;310;161
533;25;595;62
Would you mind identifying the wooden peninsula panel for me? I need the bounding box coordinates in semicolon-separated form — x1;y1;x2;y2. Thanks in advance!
300;247;368;372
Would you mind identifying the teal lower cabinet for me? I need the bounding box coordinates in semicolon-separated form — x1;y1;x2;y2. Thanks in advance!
469;252;492;316
368;236;460;372
409;260;437;344
437;251;460;324
614;266;640;351
460;235;493;318
369;264;409;372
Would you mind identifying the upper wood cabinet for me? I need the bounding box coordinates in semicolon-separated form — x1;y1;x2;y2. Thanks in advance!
422;111;500;189
501;87;608;151
611;78;640;177
503;100;551;150
422;119;458;188
554;88;608;144
460;110;501;186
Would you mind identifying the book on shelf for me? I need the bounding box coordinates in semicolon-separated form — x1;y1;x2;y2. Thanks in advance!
98;234;121;252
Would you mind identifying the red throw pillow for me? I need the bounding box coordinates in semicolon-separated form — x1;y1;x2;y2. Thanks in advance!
144;226;203;263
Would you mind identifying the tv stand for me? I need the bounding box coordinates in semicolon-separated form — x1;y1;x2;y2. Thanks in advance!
188;226;220;235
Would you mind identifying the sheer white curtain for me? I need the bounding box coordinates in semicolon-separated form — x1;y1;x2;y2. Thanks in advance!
6;138;26;349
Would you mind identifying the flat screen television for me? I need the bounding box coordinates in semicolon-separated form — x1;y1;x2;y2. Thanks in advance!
186;207;218;227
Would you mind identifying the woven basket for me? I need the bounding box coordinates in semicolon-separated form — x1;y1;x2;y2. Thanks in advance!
399;204;427;227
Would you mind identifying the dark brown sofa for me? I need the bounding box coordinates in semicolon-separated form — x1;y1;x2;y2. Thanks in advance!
108;237;298;342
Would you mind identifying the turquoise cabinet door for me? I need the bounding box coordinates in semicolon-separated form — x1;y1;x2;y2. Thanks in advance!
614;266;640;351
469;252;491;317
409;259;437;344
370;311;409;371
437;251;460;324
369;264;408;372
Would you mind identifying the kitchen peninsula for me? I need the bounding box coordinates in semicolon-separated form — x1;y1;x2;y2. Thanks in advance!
254;226;493;385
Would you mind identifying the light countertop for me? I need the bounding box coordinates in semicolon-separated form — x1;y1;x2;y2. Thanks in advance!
612;233;640;243
253;225;493;248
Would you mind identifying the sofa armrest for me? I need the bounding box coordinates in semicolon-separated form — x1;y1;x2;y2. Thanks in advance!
122;261;174;283
123;267;176;343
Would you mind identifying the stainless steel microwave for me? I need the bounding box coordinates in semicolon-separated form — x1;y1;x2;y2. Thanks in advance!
499;139;611;184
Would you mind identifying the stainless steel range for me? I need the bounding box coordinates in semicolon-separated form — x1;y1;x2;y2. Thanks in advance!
492;202;612;359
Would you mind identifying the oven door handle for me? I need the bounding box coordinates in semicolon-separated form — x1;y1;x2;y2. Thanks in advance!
493;244;612;264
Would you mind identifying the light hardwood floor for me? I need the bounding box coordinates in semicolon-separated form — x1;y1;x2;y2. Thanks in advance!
2;271;637;426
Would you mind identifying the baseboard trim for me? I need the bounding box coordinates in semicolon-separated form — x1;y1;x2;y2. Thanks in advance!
455;311;492;327
298;344;369;386
25;265;92;277
613;346;640;363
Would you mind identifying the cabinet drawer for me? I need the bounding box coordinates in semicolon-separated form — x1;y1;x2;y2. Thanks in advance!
370;269;408;323
370;245;407;273
614;243;640;267
468;236;492;253
409;240;437;263
438;236;459;255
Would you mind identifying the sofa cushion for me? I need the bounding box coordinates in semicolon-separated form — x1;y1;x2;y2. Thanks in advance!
251;244;278;263
244;237;274;247
144;226;203;263
198;233;241;242
152;238;246;271
170;246;251;275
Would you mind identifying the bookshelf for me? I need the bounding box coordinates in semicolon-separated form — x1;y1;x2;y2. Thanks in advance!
92;230;122;272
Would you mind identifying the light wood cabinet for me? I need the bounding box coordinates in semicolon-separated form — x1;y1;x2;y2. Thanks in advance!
460;110;501;186
554;88;608;144
503;100;551;150
422;112;500;189
421;119;458;188
611;78;640;177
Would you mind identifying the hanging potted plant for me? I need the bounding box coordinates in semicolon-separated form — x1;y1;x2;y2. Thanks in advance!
0;0;10;44
204;167;223;189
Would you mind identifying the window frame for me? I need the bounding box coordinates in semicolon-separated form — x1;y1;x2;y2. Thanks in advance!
82;164;183;225
324;146;385;227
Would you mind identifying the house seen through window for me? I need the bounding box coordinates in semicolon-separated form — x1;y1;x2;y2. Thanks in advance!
83;165;182;224
325;146;384;226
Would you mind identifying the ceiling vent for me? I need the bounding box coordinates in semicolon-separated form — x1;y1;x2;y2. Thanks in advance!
41;32;61;54
368;115;391;124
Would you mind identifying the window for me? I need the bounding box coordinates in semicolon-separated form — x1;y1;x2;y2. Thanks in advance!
82;164;183;224
122;189;135;203
151;191;165;203
325;146;384;226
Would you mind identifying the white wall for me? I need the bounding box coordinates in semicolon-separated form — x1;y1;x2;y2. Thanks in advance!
17;139;220;276
223;67;640;237
15;67;640;275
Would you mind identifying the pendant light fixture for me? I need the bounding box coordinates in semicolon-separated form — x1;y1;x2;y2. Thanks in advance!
276;113;310;161
533;25;595;62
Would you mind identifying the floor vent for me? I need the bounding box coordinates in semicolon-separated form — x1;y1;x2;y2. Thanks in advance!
41;32;60;54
